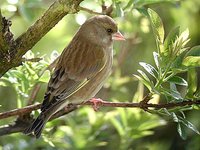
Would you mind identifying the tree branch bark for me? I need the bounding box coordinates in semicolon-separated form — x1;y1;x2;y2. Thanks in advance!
1;99;200;120
0;0;84;77
0;9;9;52
0;99;199;136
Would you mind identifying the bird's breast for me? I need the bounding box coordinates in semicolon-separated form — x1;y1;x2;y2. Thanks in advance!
68;48;113;103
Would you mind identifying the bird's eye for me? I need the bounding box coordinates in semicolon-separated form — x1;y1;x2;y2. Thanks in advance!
107;28;113;34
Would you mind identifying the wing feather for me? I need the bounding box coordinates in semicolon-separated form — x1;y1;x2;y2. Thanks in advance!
41;36;106;112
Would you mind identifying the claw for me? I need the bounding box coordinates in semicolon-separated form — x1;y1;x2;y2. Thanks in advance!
89;98;104;111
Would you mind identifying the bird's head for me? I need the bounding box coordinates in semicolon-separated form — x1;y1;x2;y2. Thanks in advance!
79;15;125;47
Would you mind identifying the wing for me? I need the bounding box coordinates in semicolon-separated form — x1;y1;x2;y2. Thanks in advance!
41;36;106;112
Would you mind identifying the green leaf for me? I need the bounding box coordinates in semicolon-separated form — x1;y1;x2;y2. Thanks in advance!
167;76;188;86
0;78;12;86
139;62;158;78
163;26;180;58
179;117;200;135
18;5;36;21
160;87;182;101
148;8;164;43
39;70;50;83
123;0;133;10
133;74;152;91
148;8;164;54
134;0;179;7
185;45;200;56
172;112;178;122
115;2;124;17
182;56;200;67
153;52;159;68
177;123;187;140
170;83;183;100
137;70;151;83
171;50;187;70
179;28;190;46
186;68;197;99
162;108;171;116
164;26;180;49
110;117;125;136
173;28;190;56
182;45;200;67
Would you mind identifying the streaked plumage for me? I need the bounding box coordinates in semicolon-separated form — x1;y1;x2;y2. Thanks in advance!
24;15;125;138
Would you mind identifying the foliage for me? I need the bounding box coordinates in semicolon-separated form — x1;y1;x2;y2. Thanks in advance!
134;8;200;139
0;0;200;150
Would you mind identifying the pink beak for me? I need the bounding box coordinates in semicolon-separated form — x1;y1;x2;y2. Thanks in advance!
112;31;125;41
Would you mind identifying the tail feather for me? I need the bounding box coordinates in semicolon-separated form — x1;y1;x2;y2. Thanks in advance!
24;114;47;138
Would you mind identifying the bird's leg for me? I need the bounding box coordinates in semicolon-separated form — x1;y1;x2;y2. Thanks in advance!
89;98;105;111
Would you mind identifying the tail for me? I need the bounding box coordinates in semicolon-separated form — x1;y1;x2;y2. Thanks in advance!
24;113;48;138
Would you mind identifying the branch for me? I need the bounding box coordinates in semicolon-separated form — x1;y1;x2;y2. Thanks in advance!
0;99;199;136
27;84;42;105
1;99;200;120
79;6;103;15
0;10;10;53
0;104;41;119
0;105;78;136
15;0;83;59
0;0;84;77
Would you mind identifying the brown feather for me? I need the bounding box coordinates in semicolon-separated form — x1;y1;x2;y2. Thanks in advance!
24;15;122;138
41;35;106;112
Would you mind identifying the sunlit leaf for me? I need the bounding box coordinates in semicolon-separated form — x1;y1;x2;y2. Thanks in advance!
167;76;188;86
123;0;133;10
139;62;158;78
137;70;151;83
164;26;180;49
0;78;12;86
153;52;159;68
163;26;180;58
182;45;200;67
170;83;183;100
162;108;171;116
179;28;189;45
133;74;152;91
160;87;182;101
148;8;164;54
50;50;59;62
134;0;179;7
39;70;50;83
182;56;200;67
172;112;178;122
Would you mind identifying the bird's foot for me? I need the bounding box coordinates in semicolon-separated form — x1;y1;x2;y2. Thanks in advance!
89;98;105;111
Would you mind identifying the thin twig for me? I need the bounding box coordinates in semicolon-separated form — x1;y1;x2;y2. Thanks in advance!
21;58;42;62
0;99;200;120
0;99;199;136
27;84;42;105
0;104;41;119
79;6;103;15
0;105;79;136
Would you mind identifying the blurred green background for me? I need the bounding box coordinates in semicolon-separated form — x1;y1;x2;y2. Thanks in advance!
0;0;200;149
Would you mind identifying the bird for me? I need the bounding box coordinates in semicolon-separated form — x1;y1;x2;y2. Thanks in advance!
24;15;125;138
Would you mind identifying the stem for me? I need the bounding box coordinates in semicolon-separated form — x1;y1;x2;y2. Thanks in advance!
155;61;173;88
0;99;200;120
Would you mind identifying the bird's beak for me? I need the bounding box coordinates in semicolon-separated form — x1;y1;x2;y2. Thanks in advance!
112;31;125;41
